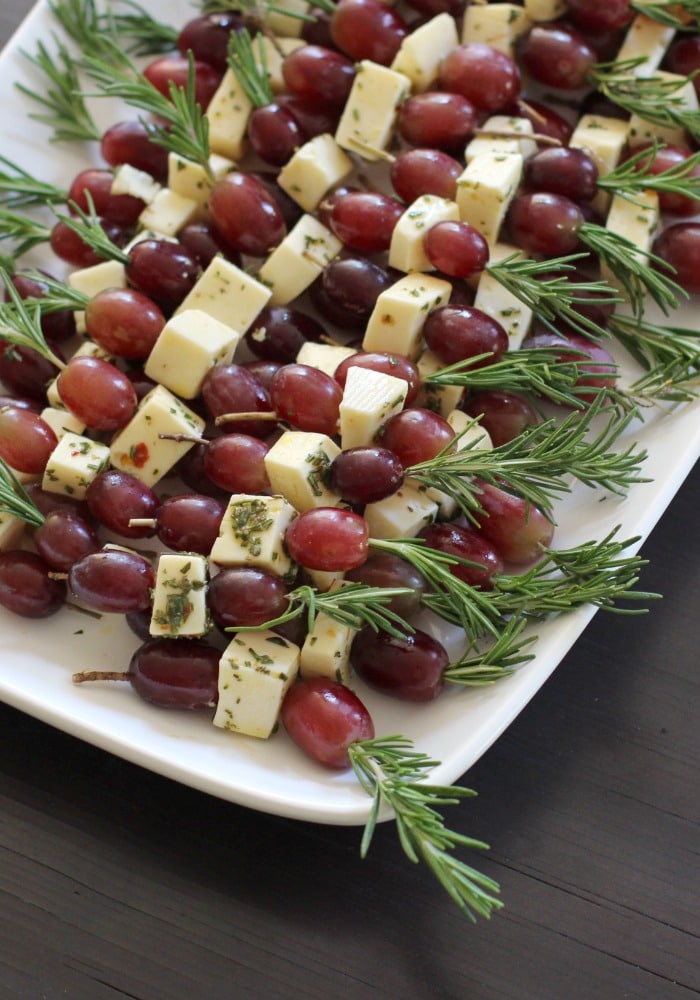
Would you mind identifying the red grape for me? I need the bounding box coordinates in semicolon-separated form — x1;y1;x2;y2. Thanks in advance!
282;677;374;769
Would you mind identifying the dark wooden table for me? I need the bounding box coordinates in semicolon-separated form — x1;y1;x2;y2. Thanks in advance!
1;2;699;997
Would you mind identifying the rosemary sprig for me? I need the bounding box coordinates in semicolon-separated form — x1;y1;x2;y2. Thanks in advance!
233;583;415;639
82;51;212;171
589;59;700;143
14;269;90;314
348;736;502;921
407;401;647;520
53;199;131;265
0;156;68;210
443;616;537;687
578;222;686;317
0;268;66;370
631;0;700;30
597;142;700;203
486;253;621;341
227;28;274;108
0;458;44;529
609;313;700;401
17;38;101;143
0;209;51;257
104;1;180;56
202;0;335;22
48;0;133;67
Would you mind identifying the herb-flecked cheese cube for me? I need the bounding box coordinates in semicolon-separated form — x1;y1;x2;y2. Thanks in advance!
111;164;162;203
264;0;310;37
68;259;126;334
616;14;675;77
167;152;235;215
42;434;110;500
40;406;87;439
149;553;210;638
0;510;26;551
362;272;452;359
253;35;305;91
465;116;537;164
364;483;438;539
462;3;531;55
174;256;271;333
601;190;660;297
109;385;205;488
144;309;241;399
446;409;494;451
339;366;407;449
523;0;565;21
277;134;353;212
264;432;342;512
627;72;699;148
206;68;253;161
570;114;629;214
257;214;343;306
214;630;300;739
335;60;411;162
295;342;357;377
300;612;355;684
473;243;533;349
210;494;297;576
138;187;199;238
415;349;464;417
388;195;460;272
390;13;459;92
456;152;523;247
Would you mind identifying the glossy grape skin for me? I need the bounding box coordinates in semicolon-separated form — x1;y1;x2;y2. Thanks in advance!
101;119;170;182
85;470;160;539
24;482;89;520
474;482;555;566
565;0;632;31
424;221;489;279
203;434;271;494
334;352;421;405
397;92;478;153
10;271;76;343
245;305;326;364
277;93;341;141
507;193;584;257
209;172;287;257
175;444;230;500
517;25;597;90
68;168;145;227
523;330;619;400
316;257;396;328
248;103;304;166
351;626;448;701
345;551;427;617
177;12;244;73
665;36;700;100
0;407;57;474
154;494;225;555
33;510;101;573
282;45;355;108
464;390;540;447
285;508;369;571
201;364;274;437
0;550;66;618
509;98;573;147
328;191;404;253
419;522;503;590
423;304;508;367
142;55;222;109
282;677;374;769
128;639;220;710
50;217;129;268
330;0;408;65
0;343;62;401
178;221;242;270
57;356;138;431
626;145;700;216
390;148;462;203
269;364;342;437
651;224;700;295
328;447;404;504
69;549;155;614
523;147;599;203
439;43;520;112
208;568;289;629
378;408;455;467
125;239;201;314
85;288;165;360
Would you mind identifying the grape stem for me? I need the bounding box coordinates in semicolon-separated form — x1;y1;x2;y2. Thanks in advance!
72;670;129;683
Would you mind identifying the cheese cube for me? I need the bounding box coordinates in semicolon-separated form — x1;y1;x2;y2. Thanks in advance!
304;567;345;592
364;483;438;539
295;342;357;377
277;134;353;212
257;214;343;306
627;72;699;148
474;243;534;349
462;3;531;55
206;68;253;161
167;152;234;215
137;187;199;238
210;494;297;576
110;164;161;204
175;256;271;333
524;0;565;20
570;113;629;214
253;35;305;92
40;407;86;439
300;612;355;684
616;14;675;77
144;309;241;399
214;630;300;739
264;431;342;512
601;190;660;297
42;433;110;500
362;272;452;359
446;409;494;451
264;0;310;37
109;385;205;488
465;116;537;164
390;13;459;92
388;195;460;272
415;349;464;417
456;152;523;247
149;553;210;638
339;366;407;449
335;60;411;162
0;510;26;551
68;259;126;335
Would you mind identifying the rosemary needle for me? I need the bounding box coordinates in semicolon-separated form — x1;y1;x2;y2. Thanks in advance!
0;459;45;528
0;267;66;370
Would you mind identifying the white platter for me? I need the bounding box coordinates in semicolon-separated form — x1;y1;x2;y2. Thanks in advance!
1;0;699;825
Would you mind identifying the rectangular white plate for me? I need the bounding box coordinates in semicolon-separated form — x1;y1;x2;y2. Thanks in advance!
1;0;699;825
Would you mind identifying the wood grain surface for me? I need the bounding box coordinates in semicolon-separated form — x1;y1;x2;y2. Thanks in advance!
0;3;698;998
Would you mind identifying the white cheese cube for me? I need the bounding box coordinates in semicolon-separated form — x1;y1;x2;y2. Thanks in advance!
388;195;460;272
462;3;531;55
264;0;310;37
446;410;494;451
210;494;297;576
295;342;357;377
110;163;161;204
570;113;630;214
627;72;699;148
456;152;523;247
615;14;675;77
253;35;305;92
149;553;210;638
300;612;355;684
465;116;537;164
601;190;660;298
40;406;86;439
68;259;126;334
257;214;343;306
264;431;342;512
0;510;26;551
304;567;345;592
42;433;110;500
335;60;411;162
144;309;241;399
175;256;271;333
167;152;234;215
362;272;452;359
109;385;205;488
524;0;565;21
474;242;533;350
390;13;459;92
364;483;438;539
339;366;407;449
214;630;300;739
137;187;199;238
206;68;253;161
277;134;353;213
415;349;464;417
